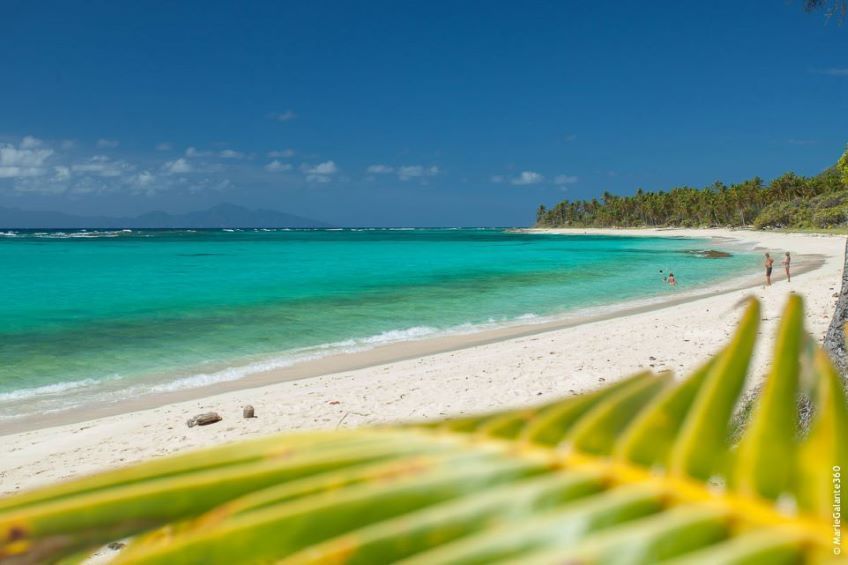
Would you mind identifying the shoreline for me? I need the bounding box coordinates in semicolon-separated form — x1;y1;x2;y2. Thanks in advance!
0;234;795;434
1;228;844;495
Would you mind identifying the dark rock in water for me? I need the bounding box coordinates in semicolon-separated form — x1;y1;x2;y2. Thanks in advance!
685;249;732;259
243;405;256;418
187;412;222;427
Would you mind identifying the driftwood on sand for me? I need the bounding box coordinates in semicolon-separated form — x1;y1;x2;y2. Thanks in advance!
186;412;222;427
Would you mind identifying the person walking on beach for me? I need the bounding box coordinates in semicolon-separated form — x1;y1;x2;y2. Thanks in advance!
764;253;774;286
782;252;791;283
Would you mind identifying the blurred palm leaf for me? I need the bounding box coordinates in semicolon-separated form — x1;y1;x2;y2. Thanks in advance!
1;296;845;564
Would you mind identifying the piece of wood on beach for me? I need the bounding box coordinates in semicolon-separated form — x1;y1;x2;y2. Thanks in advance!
243;405;255;418
186;412;222;427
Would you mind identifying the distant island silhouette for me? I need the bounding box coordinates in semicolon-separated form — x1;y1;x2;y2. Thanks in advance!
0;203;331;229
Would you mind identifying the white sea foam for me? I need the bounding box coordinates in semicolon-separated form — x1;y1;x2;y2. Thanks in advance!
29;230;128;239
359;325;439;344
0;378;101;403
146;325;447;394
0;308;562;422
148;357;300;393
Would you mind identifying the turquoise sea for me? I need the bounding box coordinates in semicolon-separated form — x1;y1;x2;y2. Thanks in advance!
0;228;757;422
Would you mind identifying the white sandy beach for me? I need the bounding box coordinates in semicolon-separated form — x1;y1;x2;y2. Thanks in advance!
1;228;845;496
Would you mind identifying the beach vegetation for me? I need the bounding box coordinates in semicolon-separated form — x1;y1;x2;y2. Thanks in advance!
804;0;848;20
536;146;848;230
838;145;848;186
0;296;844;563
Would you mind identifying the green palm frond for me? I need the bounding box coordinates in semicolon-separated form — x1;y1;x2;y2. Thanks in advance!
1;296;845;564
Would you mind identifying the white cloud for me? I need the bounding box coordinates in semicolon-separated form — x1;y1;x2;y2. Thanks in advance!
184;146;243;159
268;110;296;122
155;142;172;151
126;171;159;196
0;137;54;178
11;178;70;194
365;163;439;181
268;149;295;158
71;155;133;177
511;171;544;185
814;68;848;76
397;165;439;181
0;166;44;178
0;135;240;196
302;160;337;183
54;166;71;181
21;136;44;149
96;138;120;149
265;160;292;172
60;139;77;150
490;175;504;184
306;175;332;183
134;171;155;187
553;174;578;185
185;146;211;158
306;161;337;175
164;158;192;174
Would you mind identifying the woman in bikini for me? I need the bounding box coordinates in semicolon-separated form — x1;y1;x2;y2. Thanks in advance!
782;252;791;283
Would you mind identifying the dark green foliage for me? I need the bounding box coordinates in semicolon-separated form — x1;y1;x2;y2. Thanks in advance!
750;191;848;229
536;147;848;230
840;146;848;185
804;0;847;20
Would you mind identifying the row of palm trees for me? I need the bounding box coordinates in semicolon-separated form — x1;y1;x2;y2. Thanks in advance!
535;167;846;228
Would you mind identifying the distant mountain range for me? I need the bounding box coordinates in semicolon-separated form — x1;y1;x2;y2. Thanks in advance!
0;203;331;228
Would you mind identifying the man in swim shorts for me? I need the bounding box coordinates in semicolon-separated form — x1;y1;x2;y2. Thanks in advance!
764;253;774;286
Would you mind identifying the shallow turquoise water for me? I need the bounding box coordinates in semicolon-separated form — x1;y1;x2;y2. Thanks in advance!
0;228;756;420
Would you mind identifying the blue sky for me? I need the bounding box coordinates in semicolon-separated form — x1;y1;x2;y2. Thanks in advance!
0;1;846;226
